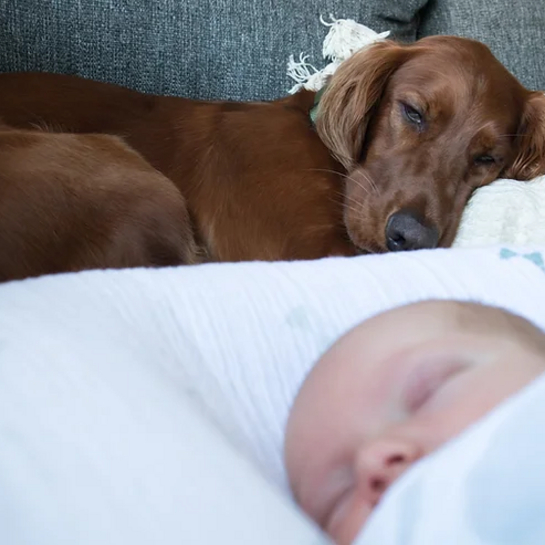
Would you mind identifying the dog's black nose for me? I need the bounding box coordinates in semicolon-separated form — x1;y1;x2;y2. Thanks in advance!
386;211;439;252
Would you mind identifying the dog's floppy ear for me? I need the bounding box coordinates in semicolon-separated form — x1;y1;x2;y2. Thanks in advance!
504;92;545;180
315;40;408;170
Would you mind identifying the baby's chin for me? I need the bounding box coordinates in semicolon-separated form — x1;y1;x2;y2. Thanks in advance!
325;496;373;545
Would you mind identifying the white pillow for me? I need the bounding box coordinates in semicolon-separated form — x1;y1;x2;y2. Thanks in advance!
454;176;545;247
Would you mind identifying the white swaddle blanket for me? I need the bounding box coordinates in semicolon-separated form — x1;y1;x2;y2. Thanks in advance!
1;246;545;543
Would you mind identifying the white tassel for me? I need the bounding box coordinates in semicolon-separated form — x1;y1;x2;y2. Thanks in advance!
321;15;390;63
287;15;391;94
286;54;319;94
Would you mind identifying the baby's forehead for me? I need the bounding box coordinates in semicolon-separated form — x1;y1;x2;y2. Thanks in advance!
365;301;512;341
372;300;470;326
376;300;543;348
385;300;499;321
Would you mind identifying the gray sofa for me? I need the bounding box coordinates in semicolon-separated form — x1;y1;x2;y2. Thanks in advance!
1;0;544;101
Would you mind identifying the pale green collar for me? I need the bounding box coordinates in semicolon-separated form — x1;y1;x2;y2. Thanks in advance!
309;86;327;125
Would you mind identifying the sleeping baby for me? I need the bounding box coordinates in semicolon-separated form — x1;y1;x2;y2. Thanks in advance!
285;299;545;544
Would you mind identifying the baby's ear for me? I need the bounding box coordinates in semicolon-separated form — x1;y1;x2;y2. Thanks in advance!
504;92;545;180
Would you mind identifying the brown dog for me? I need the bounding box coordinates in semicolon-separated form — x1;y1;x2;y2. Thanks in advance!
0;36;544;281
0;129;197;282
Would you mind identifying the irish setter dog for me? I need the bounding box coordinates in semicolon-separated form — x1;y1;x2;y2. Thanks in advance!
0;36;543;281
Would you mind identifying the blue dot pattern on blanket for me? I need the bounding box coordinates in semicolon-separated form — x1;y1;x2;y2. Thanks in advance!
465;400;545;544
284;305;340;349
499;248;545;273
285;306;312;330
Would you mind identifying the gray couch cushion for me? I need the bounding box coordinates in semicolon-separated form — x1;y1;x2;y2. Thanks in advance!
1;0;426;101
419;0;545;90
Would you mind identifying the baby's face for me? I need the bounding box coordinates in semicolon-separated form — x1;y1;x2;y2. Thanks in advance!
284;301;545;545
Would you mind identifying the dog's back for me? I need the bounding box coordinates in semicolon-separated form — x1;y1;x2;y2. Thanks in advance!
0;128;197;281
0;72;353;264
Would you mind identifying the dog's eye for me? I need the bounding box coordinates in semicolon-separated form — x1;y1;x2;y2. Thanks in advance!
401;103;424;127
474;154;496;166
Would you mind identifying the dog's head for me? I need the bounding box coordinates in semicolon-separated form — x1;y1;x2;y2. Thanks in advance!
316;36;545;253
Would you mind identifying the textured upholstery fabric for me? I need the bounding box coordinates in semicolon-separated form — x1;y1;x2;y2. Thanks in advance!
419;0;545;90
0;0;426;100
1;1;542;99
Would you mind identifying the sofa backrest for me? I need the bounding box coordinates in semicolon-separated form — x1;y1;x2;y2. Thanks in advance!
0;0;425;100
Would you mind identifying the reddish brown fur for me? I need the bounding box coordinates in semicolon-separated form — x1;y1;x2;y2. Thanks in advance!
317;37;545;251
0;129;197;281
0;35;543;281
